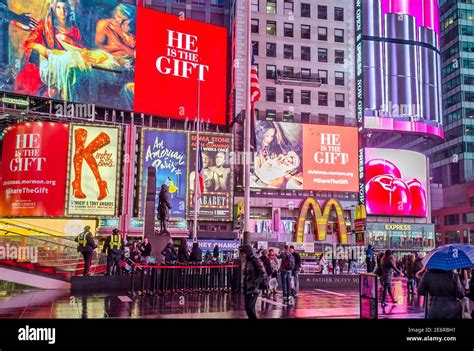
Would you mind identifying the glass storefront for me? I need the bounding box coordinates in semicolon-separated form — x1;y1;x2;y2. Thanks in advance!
366;223;435;252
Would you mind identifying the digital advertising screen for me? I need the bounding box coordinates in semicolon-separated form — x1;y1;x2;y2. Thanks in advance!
66;125;121;216
140;129;188;220
251;121;359;192
187;132;233;221
0;121;69;217
358;0;443;138
0;1;227;124
364;148;428;217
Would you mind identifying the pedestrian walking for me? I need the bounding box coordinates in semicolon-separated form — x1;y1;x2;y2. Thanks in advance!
277;245;295;300
102;228;124;276
259;249;273;297
268;249;279;297
289;245;301;297
380;250;403;307
365;245;374;273
240;245;266;319
405;254;416;296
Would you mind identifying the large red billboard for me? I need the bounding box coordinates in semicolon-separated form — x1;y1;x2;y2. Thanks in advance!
0;122;69;216
134;9;227;124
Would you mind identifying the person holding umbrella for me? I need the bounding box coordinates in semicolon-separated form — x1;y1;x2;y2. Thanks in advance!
418;244;473;319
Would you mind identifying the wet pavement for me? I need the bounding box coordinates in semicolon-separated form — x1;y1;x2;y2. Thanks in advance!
0;279;425;319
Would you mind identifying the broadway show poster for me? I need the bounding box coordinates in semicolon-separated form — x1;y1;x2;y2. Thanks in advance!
67;125;120;216
187;132;233;221
0;0;136;110
140;129;187;219
0;121;69;216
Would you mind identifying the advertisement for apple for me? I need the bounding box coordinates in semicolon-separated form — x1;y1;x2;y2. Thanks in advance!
0;1;227;124
364;148;428;217
359;0;443;138
251;121;358;192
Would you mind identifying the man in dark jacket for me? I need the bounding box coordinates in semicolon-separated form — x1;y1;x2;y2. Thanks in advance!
277;245;294;300
365;245;373;273
418;269;465;319
289;245;301;297
139;237;152;264
259;250;272;297
240;245;266;319
75;226;97;276
190;242;202;262
102;229;124;276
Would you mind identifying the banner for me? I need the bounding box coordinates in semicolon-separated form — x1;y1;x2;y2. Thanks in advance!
140;129;187;219
66;125;120;216
0;122;69;216
187;132;233;221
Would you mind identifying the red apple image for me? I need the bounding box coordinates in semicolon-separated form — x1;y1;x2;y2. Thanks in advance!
365;159;402;183
407;179;427;217
366;174;412;215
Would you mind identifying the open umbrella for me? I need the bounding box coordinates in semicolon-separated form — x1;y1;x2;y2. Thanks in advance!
422;244;474;271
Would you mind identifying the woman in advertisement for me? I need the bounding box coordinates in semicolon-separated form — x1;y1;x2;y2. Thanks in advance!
253;121;303;190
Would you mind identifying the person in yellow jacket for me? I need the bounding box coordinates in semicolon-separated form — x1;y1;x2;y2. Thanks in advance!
75;226;97;276
102;228;124;276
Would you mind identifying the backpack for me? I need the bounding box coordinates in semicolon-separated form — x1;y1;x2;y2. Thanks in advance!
282;252;296;271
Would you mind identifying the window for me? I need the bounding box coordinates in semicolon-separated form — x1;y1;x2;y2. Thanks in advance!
301;68;311;79
284;0;294;15
301;3;311;17
334;7;344;21
318;48;328;62
266;21;276;35
211;0;224;7
192;0;205;4
335;93;345;107
301;46;311;61
470;197;474;207
318;92;328;106
266;109;276;120
283;110;294;122
251;19;259;33
266;43;276;57
266;64;276;79
335;115;345;126
266;87;276;102
318;27;328;41
283;66;294;76
284;89;294;103
318;113;328;124
284;23;294;37
335;29;344;43
301;112;311;124
444;214;460;226
267;0;276;14
301;90;311;105
463;212;474;224
318;5;327;19
318;70;328;84
252;0;259;11
335;50;344;64
250;42;258;57
284;44;294;59
301;25;311;39
335;71;344;86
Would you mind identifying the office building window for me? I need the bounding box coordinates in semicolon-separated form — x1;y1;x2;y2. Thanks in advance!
267;0;276;14
318;113;328;124
284;89;294;103
318;92;328;106
266;87;276;102
266;109;276;120
335;115;345;126
318;69;328;84
266;42;276;57
252;0;259;11
335;28;344;43
284;23;294;37
301;68;311;79
335;50;344;64
301;46;311;61
267;21;276;35
301;24;311;39
284;44;294;59
251;19;259;33
334;7;344;21
318;5;327;19
283;110;294;122
192;0;205;5
301;3;311;17
335;71;345;85
301;90;311;105
318;48;328;62
283;66;294;76
266;64;276;79
284;0;294;15
301;112;311;123
211;0;224;7
335;93;345;107
318;27;328;41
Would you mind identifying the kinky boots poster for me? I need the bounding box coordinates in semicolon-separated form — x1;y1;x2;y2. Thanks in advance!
67;125;121;216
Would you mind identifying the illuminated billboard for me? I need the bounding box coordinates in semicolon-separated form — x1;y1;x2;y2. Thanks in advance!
66;125;121;216
364;148;428;217
0;122;69;216
140;129;188;220
251;121;359;192
0;1;227;124
358;0;443;138
187;132;233;221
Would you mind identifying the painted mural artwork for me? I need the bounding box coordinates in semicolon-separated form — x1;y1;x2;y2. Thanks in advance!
0;0;136;110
